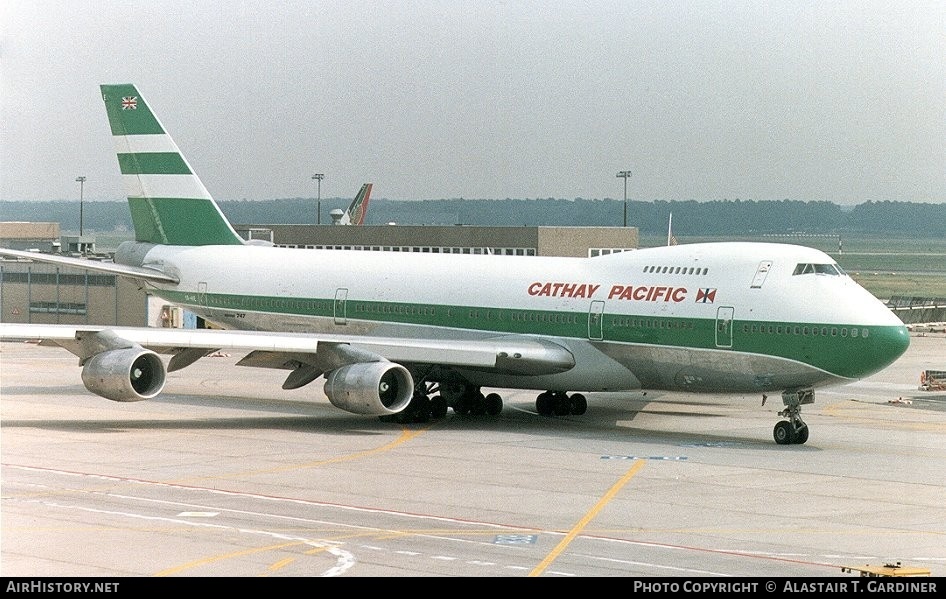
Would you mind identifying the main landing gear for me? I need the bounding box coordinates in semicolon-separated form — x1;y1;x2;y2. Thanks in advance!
380;381;503;423
379;382;447;424
772;389;813;445
535;391;587;416
380;382;591;423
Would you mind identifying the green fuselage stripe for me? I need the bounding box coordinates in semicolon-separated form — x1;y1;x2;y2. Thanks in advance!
118;152;191;175
156;289;905;380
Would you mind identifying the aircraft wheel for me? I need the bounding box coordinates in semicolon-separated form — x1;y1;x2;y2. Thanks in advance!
453;395;471;415
773;420;796;445
570;393;587;415
536;392;553;415
430;395;448;419
484;393;503;415
470;392;487;415
553;393;571;416
794;424;809;445
416;394;431;420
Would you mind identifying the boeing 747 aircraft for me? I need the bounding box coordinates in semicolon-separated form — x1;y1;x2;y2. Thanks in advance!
0;84;910;444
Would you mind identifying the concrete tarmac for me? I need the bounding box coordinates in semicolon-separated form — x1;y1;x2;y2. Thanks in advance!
1;334;944;578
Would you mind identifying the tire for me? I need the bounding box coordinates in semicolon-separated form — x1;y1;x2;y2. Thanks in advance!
429;395;448;419
553;393;571;416
794;424;809;445
484;393;503;415
570;393;587;415
453;395;471;415
470;392;487;415
774;420;796;445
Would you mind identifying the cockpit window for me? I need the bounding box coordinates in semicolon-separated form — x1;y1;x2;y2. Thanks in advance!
814;263;843;275
793;264;813;275
793;263;844;276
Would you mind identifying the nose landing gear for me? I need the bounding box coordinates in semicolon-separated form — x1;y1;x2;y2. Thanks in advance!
773;389;813;445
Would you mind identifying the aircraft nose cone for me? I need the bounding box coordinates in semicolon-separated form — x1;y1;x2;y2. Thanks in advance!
864;324;910;376
891;325;911;358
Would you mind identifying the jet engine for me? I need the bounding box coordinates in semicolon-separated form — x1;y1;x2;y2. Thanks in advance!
81;347;167;402
323;362;413;416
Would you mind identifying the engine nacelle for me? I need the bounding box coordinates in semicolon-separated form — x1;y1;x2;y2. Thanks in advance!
323;362;413;416
81;347;167;402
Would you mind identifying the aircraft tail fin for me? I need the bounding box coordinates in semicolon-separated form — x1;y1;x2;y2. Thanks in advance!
341;183;372;225
100;84;244;246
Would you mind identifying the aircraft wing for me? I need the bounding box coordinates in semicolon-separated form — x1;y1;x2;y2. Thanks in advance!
0;248;178;284
0;323;576;378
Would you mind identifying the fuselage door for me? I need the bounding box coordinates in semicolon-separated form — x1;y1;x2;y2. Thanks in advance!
750;261;772;288
197;281;207;307
334;288;348;325
588;300;604;341
715;306;734;348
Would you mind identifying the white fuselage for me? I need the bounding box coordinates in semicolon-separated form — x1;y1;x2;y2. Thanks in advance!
134;241;908;394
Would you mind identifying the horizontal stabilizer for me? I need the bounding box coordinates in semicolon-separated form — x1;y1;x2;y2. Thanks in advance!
0;248;178;284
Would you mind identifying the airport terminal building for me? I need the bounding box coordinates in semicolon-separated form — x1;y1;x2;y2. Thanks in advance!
1;224;639;327
241;224;638;258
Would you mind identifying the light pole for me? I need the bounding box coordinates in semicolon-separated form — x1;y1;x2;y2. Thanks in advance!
76;176;87;235
616;170;631;227
311;174;324;224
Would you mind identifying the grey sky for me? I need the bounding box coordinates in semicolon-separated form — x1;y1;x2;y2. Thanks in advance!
1;1;944;204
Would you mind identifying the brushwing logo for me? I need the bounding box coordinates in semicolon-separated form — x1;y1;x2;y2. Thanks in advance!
352;203;366;224
121;96;138;110
696;288;717;303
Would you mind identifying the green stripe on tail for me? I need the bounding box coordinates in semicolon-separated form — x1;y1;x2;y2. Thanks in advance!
117;152;191;175
100;84;244;246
